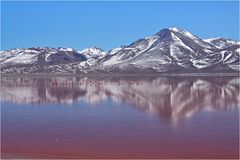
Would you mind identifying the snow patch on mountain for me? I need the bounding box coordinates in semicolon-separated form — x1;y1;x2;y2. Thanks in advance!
4;53;38;65
45;51;57;62
59;47;75;52
171;27;213;49
79;47;106;59
190;59;209;69
236;48;240;54
171;32;194;52
1;48;40;65
204;38;240;49
108;47;123;55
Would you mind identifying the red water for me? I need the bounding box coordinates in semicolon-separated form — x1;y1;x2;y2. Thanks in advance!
1;76;239;159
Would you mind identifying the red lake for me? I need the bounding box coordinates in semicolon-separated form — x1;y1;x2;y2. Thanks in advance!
1;76;239;159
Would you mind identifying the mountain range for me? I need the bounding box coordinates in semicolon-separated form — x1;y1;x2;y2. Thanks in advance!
1;27;239;74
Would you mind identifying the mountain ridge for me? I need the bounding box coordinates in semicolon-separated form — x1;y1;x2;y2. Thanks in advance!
1;27;239;74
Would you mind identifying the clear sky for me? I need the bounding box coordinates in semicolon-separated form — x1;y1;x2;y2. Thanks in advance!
1;1;239;51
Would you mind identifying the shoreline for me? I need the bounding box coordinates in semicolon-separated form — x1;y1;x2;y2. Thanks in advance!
1;72;239;78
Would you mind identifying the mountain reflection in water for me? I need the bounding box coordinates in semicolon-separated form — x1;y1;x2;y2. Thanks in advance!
1;76;239;121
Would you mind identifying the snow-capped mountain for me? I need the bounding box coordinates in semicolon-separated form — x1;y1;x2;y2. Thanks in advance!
78;47;107;69
78;47;106;59
204;37;240;49
96;27;239;73
0;47;88;73
1;27;239;74
0;47;86;66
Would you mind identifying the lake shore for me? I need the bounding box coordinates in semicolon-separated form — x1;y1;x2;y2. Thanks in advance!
1;72;239;78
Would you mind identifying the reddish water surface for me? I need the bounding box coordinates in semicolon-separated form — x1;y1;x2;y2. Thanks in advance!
1;76;239;159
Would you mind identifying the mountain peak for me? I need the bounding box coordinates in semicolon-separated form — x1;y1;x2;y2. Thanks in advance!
154;27;186;38
79;47;106;59
58;47;75;52
155;27;183;33
154;27;210;48
169;27;182;32
204;37;240;49
80;47;104;53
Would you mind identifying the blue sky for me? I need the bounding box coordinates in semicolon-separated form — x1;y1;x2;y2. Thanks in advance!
1;1;239;51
